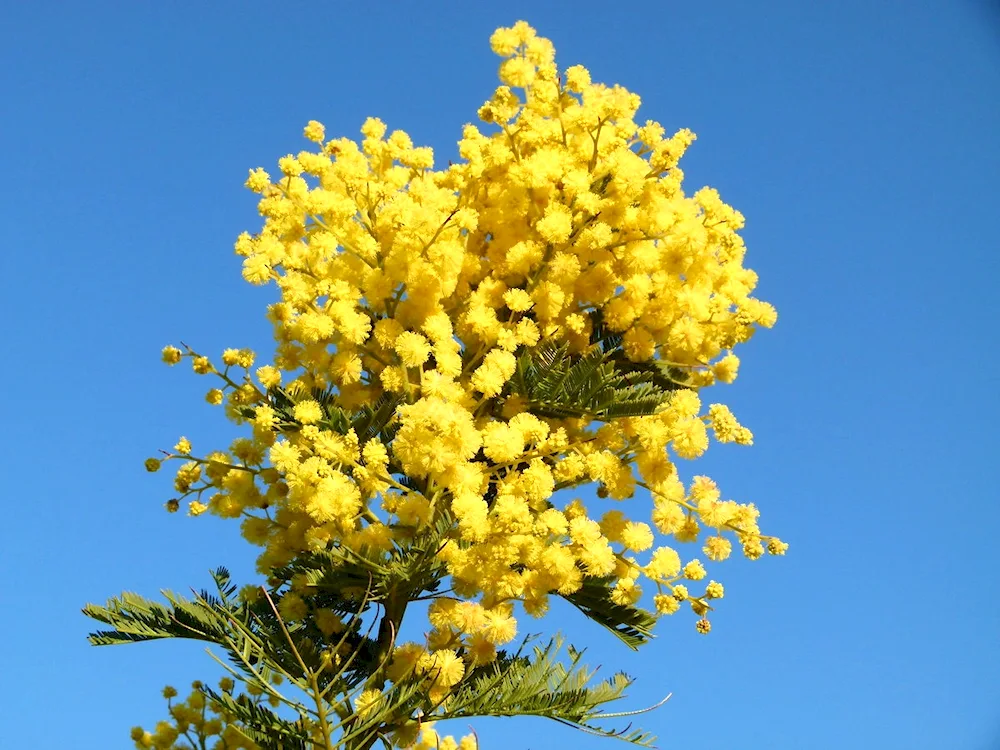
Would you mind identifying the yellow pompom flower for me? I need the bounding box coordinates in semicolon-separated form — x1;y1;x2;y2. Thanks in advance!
682;559;707;580
645;546;682;579
245;168;271;193
353;689;383;720
192;356;213;375
221;348;242;366
420;649;465;688
277;593;308;621
654;594;681;615
767;538;790;555
620;521;654;552
704;536;733;561
481;610;518;645
303;120;325;143
395;331;432;368
672;418;709;459
502;287;534;312
471;349;517;397
292;400;323;425
535;203;573;244
161;345;182;365
713;353;740;383
187;500;208;516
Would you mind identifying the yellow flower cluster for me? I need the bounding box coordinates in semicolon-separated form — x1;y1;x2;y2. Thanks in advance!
374;598;520;706
130;680;258;750
150;20;784;699
399;724;478;750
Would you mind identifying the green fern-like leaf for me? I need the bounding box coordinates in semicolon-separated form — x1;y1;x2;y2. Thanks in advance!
350;391;403;444
438;635;656;747
562;577;658;651
506;339;672;422
84;573;379;689
200;686;311;750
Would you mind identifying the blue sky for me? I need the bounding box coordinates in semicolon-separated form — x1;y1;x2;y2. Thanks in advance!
2;2;998;748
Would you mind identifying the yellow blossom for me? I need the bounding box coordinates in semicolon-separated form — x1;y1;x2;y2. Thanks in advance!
353;689;383;719
704;536;733;561
161;345;182;365
293;400;323;424
713;353;740;383
682;559;707;580
303;120;325;143
395;331;432;367
705;580;725;599
654;594;680;615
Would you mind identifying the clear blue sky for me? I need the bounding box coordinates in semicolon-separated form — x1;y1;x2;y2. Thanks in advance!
2;2;998;748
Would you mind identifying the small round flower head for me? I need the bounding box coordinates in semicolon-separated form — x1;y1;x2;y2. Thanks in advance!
144;458;162;473
682;559;706;580
293;400;323;424
621;521;654;552
304;120;325;143
712;353;740;383
161;345;183;365
192;356;213;375
395;331;432;367
767;538;789;555
704;536;733;561
245;168;271;192
695;618;712;634
503;288;534;313
654;594;681;615
490;24;520;56
256;365;281;389
705;581;725;599
354;689;383;719
277;592;308;621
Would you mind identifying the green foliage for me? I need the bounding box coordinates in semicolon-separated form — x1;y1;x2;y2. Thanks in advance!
201;688;312;750
439;636;659;747
237;386;403;445
506;339;671;421
85;560;665;746
562;577;658;651
500;309;693;423
84;568;376;692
